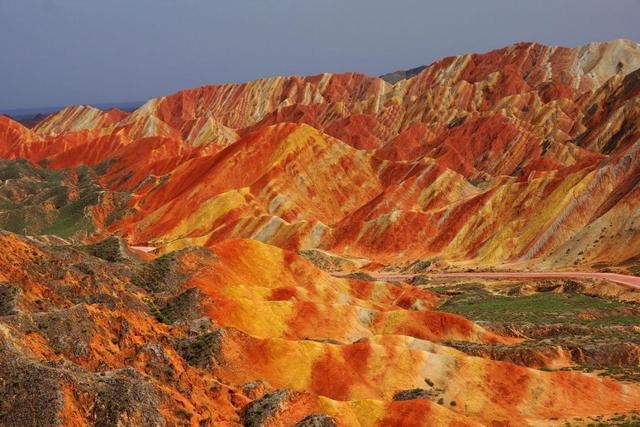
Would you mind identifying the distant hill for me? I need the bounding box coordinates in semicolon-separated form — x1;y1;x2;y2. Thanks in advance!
2;101;143;128
380;64;427;83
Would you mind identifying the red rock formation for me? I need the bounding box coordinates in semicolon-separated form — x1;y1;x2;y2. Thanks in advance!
0;232;638;426
3;39;634;268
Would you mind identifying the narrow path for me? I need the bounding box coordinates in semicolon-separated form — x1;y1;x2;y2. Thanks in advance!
130;245;156;253
332;271;640;290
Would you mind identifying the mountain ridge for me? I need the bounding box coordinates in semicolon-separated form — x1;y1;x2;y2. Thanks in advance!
2;39;640;270
2;39;640;426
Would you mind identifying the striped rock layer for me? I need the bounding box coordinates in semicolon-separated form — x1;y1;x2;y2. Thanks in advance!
2;39;640;267
0;233;639;426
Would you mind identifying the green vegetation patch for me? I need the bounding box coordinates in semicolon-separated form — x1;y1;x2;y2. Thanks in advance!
597;366;640;383
175;330;224;368
0;159;65;182
629;264;640;277
0;160;105;239
342;271;377;281
40;167;100;238
432;284;640;327
131;253;181;294
241;389;289;427
82;236;125;262
576;411;640;427
143;297;173;325
467;177;488;187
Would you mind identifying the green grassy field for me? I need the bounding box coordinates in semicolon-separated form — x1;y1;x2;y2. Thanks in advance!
432;283;640;327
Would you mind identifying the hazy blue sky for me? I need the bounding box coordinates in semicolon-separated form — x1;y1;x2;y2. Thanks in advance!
1;0;639;111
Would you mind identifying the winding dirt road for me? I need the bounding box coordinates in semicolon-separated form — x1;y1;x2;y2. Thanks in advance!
333;271;640;290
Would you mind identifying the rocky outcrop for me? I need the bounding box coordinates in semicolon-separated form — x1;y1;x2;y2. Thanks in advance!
241;389;299;427
0;329;164;427
293;413;338;427
455;320;640;369
0;283;20;316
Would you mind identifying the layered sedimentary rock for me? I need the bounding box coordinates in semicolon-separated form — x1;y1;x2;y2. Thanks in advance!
3;40;640;424
0;232;638;426
3;40;640;269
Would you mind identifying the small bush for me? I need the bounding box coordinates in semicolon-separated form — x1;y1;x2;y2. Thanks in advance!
82;237;124;262
343;271;376;281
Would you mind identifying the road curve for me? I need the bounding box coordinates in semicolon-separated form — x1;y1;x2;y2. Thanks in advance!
332;271;640;290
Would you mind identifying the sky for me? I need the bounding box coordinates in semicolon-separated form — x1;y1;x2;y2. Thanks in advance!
1;0;639;112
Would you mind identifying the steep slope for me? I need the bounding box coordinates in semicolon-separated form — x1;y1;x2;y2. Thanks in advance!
115;123;384;253
2;40;640;268
33;105;128;136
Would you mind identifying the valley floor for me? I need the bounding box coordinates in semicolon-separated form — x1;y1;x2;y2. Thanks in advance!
333;271;640;290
